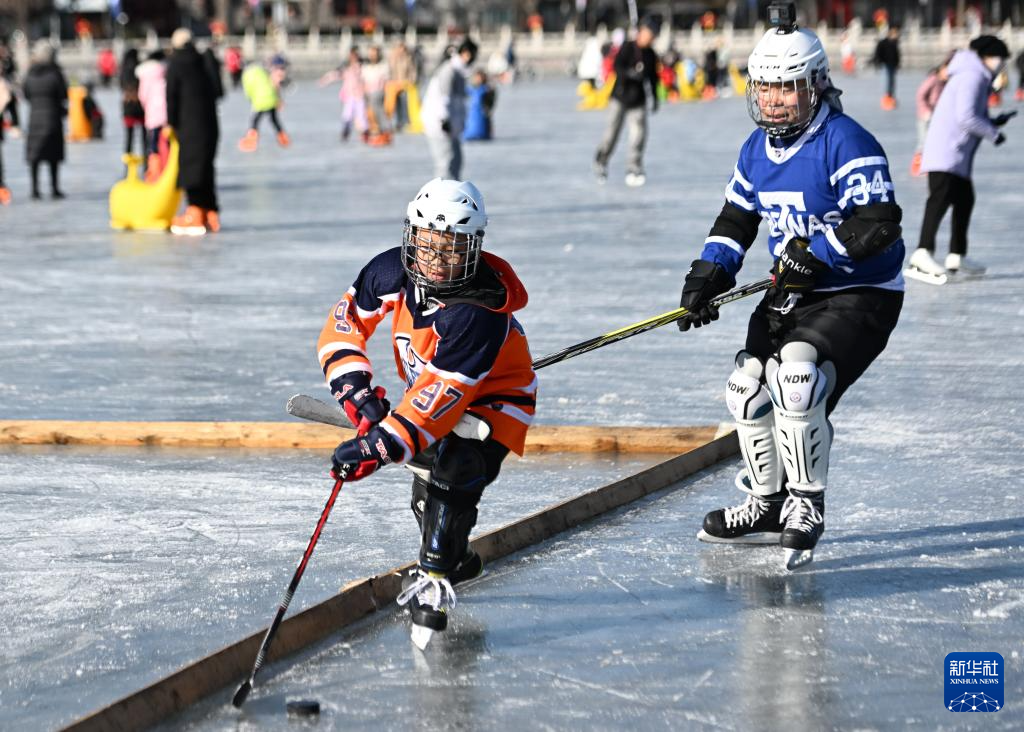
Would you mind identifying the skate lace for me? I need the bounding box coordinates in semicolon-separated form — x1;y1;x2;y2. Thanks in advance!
396;570;457;612
781;495;823;532
724;495;770;529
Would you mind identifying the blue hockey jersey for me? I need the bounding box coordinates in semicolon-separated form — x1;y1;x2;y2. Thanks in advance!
700;105;905;291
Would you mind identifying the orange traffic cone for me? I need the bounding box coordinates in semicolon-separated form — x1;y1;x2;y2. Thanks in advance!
0;186;11;205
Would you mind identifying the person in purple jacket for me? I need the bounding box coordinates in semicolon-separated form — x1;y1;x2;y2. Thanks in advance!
907;36;1016;284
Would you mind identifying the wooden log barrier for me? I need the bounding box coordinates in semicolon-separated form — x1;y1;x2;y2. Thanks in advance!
0;420;721;454
63;431;738;731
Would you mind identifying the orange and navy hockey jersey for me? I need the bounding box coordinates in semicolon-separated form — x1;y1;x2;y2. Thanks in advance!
317;247;537;462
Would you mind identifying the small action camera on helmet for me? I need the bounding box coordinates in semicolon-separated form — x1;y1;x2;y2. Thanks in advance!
768;2;798;33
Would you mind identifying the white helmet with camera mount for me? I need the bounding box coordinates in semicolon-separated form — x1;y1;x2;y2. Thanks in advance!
745;10;831;139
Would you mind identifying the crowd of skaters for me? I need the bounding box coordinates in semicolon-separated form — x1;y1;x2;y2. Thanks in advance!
0;32;503;231
0;26;1020;249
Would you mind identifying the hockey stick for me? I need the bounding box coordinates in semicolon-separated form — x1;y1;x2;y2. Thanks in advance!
232;469;348;708
530;277;772;370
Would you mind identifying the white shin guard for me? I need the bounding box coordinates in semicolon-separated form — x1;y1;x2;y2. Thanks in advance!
726;353;784;497
765;343;834;492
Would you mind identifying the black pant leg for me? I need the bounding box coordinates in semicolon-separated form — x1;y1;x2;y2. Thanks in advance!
249;110;264;131
948;175;975;256
918;172;955;253
268;109;283;133
186;161;219;211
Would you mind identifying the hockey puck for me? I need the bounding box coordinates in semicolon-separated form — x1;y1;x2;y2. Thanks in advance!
285;699;320;717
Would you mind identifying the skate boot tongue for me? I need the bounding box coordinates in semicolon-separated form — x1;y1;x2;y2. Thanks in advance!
398;569;458;649
780;490;825;570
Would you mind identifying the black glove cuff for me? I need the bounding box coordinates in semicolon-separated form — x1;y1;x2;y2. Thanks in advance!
682;259;734;301
332;371;371;400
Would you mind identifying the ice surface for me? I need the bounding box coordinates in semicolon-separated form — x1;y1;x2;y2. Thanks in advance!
0;447;657;729
1;70;1023;729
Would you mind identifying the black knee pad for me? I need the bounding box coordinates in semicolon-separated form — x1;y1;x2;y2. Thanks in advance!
429;435;491;500
410;475;429;530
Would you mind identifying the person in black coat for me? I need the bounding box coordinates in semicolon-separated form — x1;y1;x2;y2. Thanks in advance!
166;28;221;234
593;15;660;186
23;41;67;200
872;26;901;107
120;47;145;155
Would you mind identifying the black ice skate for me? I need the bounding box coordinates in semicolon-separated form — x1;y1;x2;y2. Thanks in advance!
397;567;458;650
447;549;484;586
697;471;786;545
780;489;825;571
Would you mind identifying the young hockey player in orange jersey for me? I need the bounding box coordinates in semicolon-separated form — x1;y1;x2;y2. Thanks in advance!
317;177;536;646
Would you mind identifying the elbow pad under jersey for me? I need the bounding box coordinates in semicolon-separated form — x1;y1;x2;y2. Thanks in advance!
832;202;903;261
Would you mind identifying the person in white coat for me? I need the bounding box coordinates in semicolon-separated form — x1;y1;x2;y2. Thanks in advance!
420;39;477;179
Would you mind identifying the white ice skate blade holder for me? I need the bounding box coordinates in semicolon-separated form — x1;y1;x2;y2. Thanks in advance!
784;548;814;571
697;529;780;545
411;625;435;651
904;267;948;286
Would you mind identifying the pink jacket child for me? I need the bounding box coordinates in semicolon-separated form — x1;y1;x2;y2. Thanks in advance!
910;57;951;173
915;62;950;122
135;57;168;133
323;51;368;139
341;63;368;137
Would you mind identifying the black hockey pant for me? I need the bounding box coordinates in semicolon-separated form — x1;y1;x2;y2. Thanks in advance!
745;287;903;415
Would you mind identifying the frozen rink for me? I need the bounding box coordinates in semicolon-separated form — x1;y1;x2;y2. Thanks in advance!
1;70;1023;729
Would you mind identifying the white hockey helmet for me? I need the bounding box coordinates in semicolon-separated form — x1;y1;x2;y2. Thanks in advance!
745;25;830;138
402;178;488;294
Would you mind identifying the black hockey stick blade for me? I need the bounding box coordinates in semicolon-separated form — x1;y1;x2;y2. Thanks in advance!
530;277;772;370
232;679;252;707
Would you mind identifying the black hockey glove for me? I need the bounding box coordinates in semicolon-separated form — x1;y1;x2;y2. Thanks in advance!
331;425;402;482
771;238;829;293
333;372;390;433
441;119;451;134
994;132;1007;146
677;259;735;331
993;110;1017;127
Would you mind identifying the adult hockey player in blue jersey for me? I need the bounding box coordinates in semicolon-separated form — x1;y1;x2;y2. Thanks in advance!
676;4;904;570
